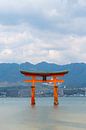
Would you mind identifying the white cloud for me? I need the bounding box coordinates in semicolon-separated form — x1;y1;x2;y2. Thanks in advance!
0;49;12;60
78;0;86;6
0;0;86;64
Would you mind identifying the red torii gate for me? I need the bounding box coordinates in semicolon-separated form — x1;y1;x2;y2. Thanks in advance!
20;70;68;105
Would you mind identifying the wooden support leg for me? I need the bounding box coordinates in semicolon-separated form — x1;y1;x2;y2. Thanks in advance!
54;86;59;105
31;86;35;105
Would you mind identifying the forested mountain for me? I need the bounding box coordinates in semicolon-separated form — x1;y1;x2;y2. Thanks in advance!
0;62;86;88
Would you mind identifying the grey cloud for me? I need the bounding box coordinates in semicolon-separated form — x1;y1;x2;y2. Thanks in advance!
0;0;86;64
0;0;86;36
0;0;85;33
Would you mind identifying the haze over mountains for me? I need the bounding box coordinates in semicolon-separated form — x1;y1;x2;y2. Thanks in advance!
0;62;86;88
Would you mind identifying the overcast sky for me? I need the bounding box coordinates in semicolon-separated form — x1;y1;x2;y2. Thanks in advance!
0;0;86;64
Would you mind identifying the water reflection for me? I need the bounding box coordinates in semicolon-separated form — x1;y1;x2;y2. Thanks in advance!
0;97;86;130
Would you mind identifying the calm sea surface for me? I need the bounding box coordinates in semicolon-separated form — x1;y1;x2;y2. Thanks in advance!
0;97;86;130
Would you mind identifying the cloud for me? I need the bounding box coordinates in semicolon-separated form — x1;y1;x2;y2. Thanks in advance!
0;0;86;64
0;0;86;35
0;49;12;62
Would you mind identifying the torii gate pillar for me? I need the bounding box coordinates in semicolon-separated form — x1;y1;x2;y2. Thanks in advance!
31;86;35;105
31;76;36;105
53;76;59;105
54;86;58;105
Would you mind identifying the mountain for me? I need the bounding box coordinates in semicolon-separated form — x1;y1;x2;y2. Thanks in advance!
0;62;86;88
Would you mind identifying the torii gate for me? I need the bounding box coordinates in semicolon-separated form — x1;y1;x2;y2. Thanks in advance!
20;70;68;105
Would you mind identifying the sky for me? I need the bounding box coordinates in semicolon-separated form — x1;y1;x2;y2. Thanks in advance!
0;0;86;64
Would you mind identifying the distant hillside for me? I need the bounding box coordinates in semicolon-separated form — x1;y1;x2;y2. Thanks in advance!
0;62;86;88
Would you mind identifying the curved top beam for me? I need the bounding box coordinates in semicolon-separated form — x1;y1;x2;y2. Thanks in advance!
20;70;69;77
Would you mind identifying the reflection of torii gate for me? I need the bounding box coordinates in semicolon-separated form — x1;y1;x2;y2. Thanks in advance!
20;70;68;105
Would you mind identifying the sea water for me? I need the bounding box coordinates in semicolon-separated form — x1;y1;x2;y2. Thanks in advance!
0;97;86;130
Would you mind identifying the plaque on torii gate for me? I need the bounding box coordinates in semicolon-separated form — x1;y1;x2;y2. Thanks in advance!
20;70;68;105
